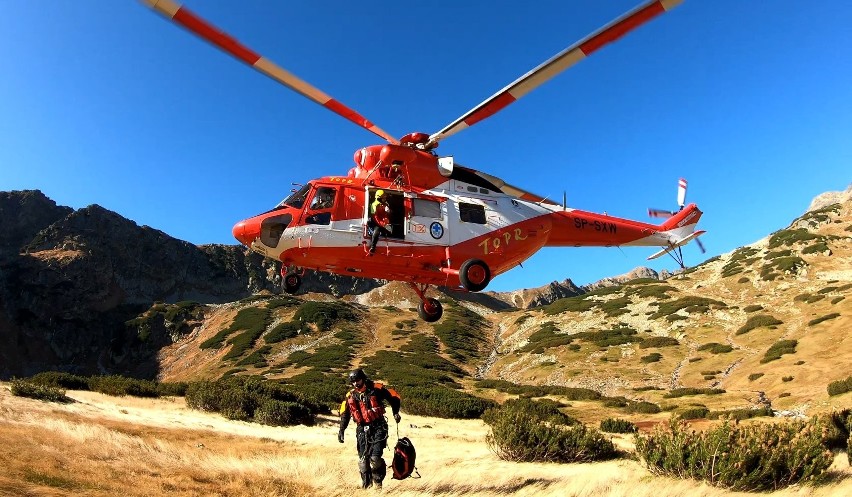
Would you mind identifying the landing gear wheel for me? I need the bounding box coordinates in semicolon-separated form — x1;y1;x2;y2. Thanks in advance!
417;298;443;322
459;258;491;292
283;272;301;294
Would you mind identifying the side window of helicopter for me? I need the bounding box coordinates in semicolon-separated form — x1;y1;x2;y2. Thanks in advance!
458;202;486;224
412;198;441;219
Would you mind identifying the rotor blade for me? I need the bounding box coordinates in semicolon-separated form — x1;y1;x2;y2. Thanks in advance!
428;0;683;146
141;0;398;144
677;178;687;208
648;208;675;219
695;237;706;254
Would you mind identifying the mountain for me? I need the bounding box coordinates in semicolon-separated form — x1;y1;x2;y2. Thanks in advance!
2;187;851;423
0;190;380;378
151;185;851;419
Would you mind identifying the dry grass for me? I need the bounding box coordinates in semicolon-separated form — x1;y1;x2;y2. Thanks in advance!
2;385;850;497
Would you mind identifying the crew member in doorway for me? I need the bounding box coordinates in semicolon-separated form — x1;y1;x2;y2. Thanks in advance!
368;190;391;255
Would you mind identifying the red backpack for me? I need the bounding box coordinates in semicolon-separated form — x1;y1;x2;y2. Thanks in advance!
391;437;420;480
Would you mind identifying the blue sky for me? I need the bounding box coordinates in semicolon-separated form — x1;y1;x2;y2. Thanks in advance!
2;1;850;292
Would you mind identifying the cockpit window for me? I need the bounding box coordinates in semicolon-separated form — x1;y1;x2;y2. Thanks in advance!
276;184;311;209
309;187;337;211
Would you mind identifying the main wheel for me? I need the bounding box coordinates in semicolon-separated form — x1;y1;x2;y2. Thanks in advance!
283;272;301;294
417;298;443;322
459;258;491;292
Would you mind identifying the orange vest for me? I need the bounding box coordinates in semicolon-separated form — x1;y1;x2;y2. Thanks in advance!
345;383;386;424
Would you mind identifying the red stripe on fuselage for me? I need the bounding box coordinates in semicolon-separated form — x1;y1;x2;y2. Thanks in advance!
464;92;517;126
173;7;261;65
580;2;665;55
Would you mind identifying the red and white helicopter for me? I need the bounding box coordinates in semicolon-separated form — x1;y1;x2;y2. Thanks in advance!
143;0;705;322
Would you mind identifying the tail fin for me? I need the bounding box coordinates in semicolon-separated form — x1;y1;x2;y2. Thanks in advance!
660;203;702;231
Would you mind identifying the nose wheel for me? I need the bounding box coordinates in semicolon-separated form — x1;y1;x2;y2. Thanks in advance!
409;283;443;322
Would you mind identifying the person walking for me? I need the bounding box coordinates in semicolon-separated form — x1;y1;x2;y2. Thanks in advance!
338;369;402;489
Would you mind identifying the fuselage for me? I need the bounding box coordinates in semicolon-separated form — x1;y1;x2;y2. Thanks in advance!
232;142;702;290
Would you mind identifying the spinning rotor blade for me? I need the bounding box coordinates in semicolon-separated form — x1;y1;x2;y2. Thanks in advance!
648;208;675;219
142;0;398;144
695;237;707;254
677;178;687;208
428;0;682;146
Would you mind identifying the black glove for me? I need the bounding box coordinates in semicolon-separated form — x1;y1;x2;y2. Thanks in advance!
394;413;401;424
338;429;345;443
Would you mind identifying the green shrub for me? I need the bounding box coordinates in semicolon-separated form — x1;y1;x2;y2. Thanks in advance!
636;419;833;491
698;342;734;354
827;376;852;397
664;388;724;398
185;376;318;425
735;314;783;335
519;322;574;353
708;406;773;420
600;418;637;433
254;399;312;426
401;386;494;419
293;301;358;331
640;337;679;348
264;321;303;343
574;327;641;347
474;379;602;401
794;293;824;304
749;373;764;382
10;378;71;403
768;228;820;249
677;406;709;420
650;297;726;319
625;401;662;414
782;376;794;382
432;302;489;362
743;305;763;313
761;340;797;364
484;401;617;463
641;353;662;363
808;313;840;327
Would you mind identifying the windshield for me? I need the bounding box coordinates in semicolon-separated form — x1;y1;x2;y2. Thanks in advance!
276;184;311;210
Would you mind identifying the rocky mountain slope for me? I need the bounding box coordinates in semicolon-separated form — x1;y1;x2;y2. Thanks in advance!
2;186;851;422
150;185;851;420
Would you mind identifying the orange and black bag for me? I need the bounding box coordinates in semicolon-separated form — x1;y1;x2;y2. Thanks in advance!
391;437;420;480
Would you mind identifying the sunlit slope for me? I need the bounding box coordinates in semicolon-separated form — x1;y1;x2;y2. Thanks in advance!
152;201;852;420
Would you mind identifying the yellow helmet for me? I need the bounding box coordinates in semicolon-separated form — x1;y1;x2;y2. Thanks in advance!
375;189;385;198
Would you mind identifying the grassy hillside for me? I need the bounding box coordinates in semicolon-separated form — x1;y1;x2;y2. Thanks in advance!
146;200;852;427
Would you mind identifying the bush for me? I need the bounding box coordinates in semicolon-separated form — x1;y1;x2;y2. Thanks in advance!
827;376;852;396
761;340;797;364
808;313;840;327
10;378;71;403
625;401;662;414
185;376;318;425
484;401;617;463
664;388;725;398
254;399;312;426
600;418;637;433
743;305;763;313
736;314;783;335
677;406;709;420
640;337;680;348
708;406;773;421
641;353;662;363
697;343;733;354
401;386;494;419
749;373;765;382
636;419;833;491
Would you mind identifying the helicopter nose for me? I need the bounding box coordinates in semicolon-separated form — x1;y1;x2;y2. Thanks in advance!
232;218;261;246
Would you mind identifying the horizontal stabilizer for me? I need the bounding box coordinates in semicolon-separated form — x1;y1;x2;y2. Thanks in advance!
647;230;706;260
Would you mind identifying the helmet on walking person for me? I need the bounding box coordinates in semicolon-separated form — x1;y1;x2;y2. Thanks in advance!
348;369;367;383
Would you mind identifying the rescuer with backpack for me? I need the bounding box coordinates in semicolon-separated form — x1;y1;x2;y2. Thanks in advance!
338;368;402;489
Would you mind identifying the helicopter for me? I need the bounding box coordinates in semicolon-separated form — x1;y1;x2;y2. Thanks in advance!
143;0;705;322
